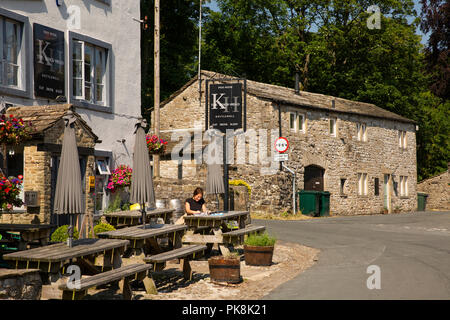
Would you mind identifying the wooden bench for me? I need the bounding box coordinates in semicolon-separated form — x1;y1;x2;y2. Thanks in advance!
222;224;266;245
143;244;207;293
58;264;153;300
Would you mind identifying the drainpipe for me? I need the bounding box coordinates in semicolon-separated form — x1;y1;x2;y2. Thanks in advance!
282;163;296;214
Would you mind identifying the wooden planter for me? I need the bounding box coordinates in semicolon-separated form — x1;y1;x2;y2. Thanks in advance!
208;256;241;284
244;245;274;266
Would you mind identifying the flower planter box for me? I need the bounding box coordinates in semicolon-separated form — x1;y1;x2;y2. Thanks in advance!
208;256;241;284
244;245;274;266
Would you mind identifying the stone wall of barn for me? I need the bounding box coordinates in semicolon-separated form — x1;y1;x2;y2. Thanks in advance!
417;166;450;211
154;79;418;216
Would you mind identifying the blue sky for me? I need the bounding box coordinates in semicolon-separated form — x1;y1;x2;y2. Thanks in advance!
205;0;429;45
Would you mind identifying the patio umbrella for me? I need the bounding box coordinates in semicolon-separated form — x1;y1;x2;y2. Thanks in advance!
54;111;84;247
206;164;225;211
130;119;155;227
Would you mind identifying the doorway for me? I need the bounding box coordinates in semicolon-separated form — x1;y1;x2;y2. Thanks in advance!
304;165;325;191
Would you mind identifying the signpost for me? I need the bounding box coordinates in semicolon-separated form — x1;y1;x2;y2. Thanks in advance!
33;24;65;99
206;78;247;211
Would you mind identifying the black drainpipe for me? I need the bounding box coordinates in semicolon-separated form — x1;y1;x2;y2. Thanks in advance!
278;103;282;171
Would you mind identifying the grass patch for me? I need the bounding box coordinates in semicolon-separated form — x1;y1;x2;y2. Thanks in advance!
250;211;316;221
245;232;276;246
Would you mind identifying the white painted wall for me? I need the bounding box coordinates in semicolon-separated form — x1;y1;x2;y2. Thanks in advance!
0;0;141;167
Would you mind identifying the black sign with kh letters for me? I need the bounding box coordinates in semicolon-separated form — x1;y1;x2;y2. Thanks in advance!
209;83;243;133
34;24;65;99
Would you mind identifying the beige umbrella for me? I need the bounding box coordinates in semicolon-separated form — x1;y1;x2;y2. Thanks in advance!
206;163;225;211
53;111;84;247
130;119;155;227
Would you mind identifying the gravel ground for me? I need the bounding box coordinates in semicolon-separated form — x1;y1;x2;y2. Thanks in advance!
60;240;319;300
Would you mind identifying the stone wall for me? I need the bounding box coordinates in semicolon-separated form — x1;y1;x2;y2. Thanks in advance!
155;78;418;216
0;269;42;300
417;166;450;210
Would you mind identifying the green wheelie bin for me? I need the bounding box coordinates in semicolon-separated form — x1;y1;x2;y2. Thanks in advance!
298;190;321;216
319;191;330;216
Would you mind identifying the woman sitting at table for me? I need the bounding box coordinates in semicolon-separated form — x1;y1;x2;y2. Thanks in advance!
175;187;209;225
185;187;210;215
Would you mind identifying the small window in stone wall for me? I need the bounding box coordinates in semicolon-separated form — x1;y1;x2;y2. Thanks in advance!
330;117;337;137
374;178;379;196
340;178;346;195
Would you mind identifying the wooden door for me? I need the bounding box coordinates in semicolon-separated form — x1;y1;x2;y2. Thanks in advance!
304;165;325;191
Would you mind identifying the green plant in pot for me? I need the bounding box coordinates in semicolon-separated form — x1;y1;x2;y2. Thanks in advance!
208;251;241;284
244;232;276;266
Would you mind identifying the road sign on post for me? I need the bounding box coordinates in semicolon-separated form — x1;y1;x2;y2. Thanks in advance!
275;137;289;154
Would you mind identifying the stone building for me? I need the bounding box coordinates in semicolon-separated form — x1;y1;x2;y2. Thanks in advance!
417;164;450;210
0;104;97;227
0;1;142;216
152;71;418;216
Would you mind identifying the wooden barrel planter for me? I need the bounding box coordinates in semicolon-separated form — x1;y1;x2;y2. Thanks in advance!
244;245;274;266
208;256;241;284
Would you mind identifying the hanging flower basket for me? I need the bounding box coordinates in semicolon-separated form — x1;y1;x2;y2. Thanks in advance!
0;114;33;145
106;165;132;193
146;134;168;155
0;175;24;212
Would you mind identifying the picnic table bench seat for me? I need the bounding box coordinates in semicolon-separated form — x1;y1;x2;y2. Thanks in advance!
143;244;207;293
222;225;266;244
58;263;153;300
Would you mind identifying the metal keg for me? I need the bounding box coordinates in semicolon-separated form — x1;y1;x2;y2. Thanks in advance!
169;199;184;221
155;199;166;209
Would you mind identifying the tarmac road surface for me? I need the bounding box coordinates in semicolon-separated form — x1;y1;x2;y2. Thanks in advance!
255;211;450;300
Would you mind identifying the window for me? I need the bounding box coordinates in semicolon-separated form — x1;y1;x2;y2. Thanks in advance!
0;16;22;88
398;130;407;149
356;122;367;141
329;117;337;136
358;173;368;196
289;112;306;133
374;178;379;196
96;159;111;175
72;39;107;105
340;178;346;195
400;176;408;196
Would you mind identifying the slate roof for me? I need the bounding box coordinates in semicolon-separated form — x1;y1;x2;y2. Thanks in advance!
161;70;416;124
5;104;99;141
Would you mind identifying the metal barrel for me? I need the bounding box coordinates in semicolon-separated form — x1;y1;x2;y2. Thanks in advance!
169;199;184;221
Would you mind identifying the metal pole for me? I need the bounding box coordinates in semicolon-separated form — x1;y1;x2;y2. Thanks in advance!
282;163;296;214
153;0;160;178
223;134;229;211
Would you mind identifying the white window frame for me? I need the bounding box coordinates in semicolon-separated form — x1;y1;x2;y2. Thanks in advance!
357;122;367;141
358;173;368;196
96;159;111;175
298;112;306;133
0;16;22;89
330;117;337;137
72;39;107;106
400;176;408;197
399;130;407;149
289;112;297;132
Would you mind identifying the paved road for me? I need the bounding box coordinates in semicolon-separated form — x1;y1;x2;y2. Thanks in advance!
255;211;450;300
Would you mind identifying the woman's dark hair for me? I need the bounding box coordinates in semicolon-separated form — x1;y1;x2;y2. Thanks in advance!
193;187;203;196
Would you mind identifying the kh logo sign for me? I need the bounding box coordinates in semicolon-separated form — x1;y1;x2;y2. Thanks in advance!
208;83;243;133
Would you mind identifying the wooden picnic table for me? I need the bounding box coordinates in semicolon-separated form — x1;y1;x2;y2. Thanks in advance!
0;224;55;250
97;223;188;256
103;208;175;228
182;211;251;255
2;238;130;283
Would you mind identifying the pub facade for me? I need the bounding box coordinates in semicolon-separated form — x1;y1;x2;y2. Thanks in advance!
0;0;142;220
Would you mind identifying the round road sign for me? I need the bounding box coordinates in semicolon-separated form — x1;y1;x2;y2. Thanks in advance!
275;137;289;153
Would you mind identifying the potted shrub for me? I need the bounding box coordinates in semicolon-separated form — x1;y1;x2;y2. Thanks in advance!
208;252;241;284
51;225;80;243
244;232;276;266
